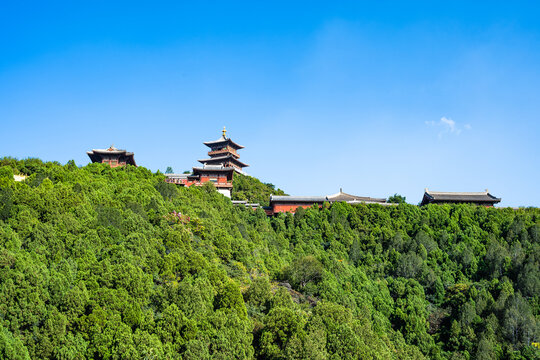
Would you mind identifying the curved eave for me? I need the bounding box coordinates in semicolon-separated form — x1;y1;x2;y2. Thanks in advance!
203;138;245;149
198;156;249;168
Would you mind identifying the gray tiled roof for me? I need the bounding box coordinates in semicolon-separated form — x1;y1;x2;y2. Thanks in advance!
421;189;501;205
203;136;244;149
327;191;386;203
270;195;327;203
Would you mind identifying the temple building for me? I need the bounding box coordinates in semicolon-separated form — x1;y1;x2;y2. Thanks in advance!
267;189;389;215
165;127;248;198
87;145;136;167
420;189;501;207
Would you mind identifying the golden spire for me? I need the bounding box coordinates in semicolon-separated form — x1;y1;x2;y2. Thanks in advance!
222;126;227;138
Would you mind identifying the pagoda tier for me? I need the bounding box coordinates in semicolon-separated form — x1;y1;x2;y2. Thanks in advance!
204;133;244;150
197;155;248;170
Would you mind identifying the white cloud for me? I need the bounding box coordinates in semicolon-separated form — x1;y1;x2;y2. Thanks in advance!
440;117;457;133
426;117;471;137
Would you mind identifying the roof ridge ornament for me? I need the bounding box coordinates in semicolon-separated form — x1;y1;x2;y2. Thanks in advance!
222;126;227;139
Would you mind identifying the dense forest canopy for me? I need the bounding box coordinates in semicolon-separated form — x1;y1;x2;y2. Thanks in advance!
0;158;538;359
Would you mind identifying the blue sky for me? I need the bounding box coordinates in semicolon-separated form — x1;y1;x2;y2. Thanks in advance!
1;1;539;206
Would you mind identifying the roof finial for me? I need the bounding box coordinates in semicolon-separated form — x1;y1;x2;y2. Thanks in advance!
108;144;115;151
340;188;343;193
222;126;227;138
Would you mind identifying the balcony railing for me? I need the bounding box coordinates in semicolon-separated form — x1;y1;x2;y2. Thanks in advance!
208;147;238;157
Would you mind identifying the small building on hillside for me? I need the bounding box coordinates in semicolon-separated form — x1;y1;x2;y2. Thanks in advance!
267;189;389;215
13;174;28;182
165;127;248;198
232;200;261;210
420;189;501;207
87;145;136;167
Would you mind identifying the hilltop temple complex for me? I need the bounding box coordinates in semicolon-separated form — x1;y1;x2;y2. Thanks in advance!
85;131;504;209
164;127;248;198
87;145;136;167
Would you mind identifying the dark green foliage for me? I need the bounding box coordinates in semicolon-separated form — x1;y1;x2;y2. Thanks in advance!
388;193;407;204
0;157;539;359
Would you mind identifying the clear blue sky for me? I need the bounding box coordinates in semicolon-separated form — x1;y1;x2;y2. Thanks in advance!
1;1;539;207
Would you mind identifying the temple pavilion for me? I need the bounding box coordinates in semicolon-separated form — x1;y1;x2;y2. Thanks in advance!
420;189;501;206
165;127;248;198
87;145;136;167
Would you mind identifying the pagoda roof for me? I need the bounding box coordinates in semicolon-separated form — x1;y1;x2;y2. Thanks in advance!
421;189;501;206
198;155;249;168
203;135;244;149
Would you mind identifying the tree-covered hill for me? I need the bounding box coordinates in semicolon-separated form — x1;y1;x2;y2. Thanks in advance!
232;173;286;206
0;158;538;359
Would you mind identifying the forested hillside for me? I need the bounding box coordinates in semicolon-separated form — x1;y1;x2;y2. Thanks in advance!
0;158;538;359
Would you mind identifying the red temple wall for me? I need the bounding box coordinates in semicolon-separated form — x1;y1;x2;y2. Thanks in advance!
272;203;322;214
101;160;126;168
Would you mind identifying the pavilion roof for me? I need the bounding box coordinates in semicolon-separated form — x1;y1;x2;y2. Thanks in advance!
327;189;386;203
87;145;133;155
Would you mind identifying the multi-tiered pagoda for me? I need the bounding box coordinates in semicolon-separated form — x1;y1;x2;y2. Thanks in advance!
165;127;248;198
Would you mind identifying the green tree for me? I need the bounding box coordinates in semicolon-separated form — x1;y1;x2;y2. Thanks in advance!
289;256;324;289
388;193;407;204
